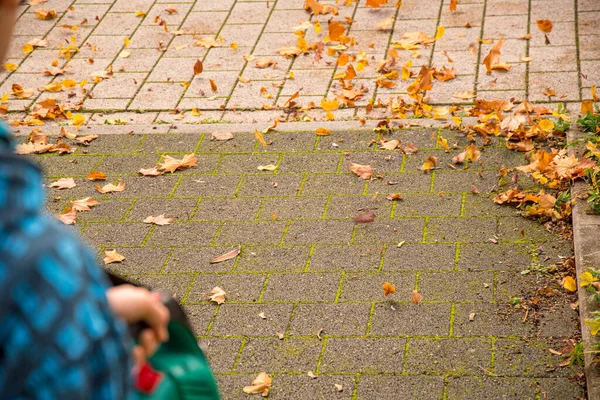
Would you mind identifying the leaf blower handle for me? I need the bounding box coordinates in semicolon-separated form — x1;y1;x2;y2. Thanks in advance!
128;292;193;340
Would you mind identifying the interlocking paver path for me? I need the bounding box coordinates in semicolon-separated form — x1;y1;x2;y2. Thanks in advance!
5;0;599;398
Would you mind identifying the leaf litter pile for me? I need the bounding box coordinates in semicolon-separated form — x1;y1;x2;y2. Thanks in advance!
4;0;599;394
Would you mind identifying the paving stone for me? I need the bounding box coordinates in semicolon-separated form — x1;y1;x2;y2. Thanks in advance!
339;272;416;302
285;220;354;244
129;83;186;110
394;193;462;217
371;303;451;337
174;175;242;197
234;245;309;273
145;222;220;246
235;338;322;373
216;221;287;245
301;173;367;196
269;374;356;400
125;198;199;221
109;176;180;198
210;304;293;336
193;197;262;221
188;273;266;303
353;218;426;244
357;376;444;400
446;377;537;400
406;337;492;375
201;338;242;372
184;304;215;335
259;196;327;220
127;273;195;299
326;195;393;219
426;217;497;243
279;153;341;173
453;303;533;337
100;247;170;274
289;303;370;337
139;133;202;153
497;217;555;243
76;199;134;222
459;242;532;271
419;271;494;302
35;155;102;177
494;338;571;377
96;154;161;175
82;222;151;246
216;153;280;174
164;247;239;273
538;377;586;399
261;273;342;302
310;244;383;272
83;134;144;154
367;172;433;194
321;338;406;373
383;243;456;271
197;132;257;153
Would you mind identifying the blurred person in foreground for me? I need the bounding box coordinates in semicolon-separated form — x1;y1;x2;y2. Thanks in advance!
0;1;169;398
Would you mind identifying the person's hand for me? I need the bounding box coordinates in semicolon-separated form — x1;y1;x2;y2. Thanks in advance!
106;285;170;367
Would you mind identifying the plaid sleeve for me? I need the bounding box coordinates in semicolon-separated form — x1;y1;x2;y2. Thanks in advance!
0;217;134;400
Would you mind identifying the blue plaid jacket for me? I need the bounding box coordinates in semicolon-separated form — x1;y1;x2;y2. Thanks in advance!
0;123;133;399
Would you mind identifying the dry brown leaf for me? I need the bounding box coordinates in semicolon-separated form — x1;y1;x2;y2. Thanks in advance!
16;142;56;154
193;59;203;75
75;135;99;146
95;181;126;194
452;90;475;100
307;371;317;379
275;46;302;57
352;212;376;224
12;83;34;99
209;79;218;92
465;144;481;162
103;249;125;265
35;8;56;20
158;154;198;173
210;247;241;264
316;128;331;136
383;281;395;296
211;131;234;141
143;214;173;225
482;39;505;74
335;384;343;392
375;17;394;31
56;208;77;225
195;37;219;49
165;7;178;13
537;19;553;33
257;164;277;171
450;0;458;11
328;20;346;41
380;139;400;150
433;65;456;82
366;0;388;8
386;193;403;201
254;129;268;146
404;143;418;154
139;167;162;176
243;372;272;396
421;156;437;172
543;88;556;97
71;197;100;211
87;171;106;181
471;184;480;194
349;163;373;180
49;177;76;189
411;290;422;304
256;58;277;68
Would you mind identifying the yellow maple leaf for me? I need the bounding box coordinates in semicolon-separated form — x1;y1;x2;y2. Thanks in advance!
563;276;577;292
579;271;598;287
